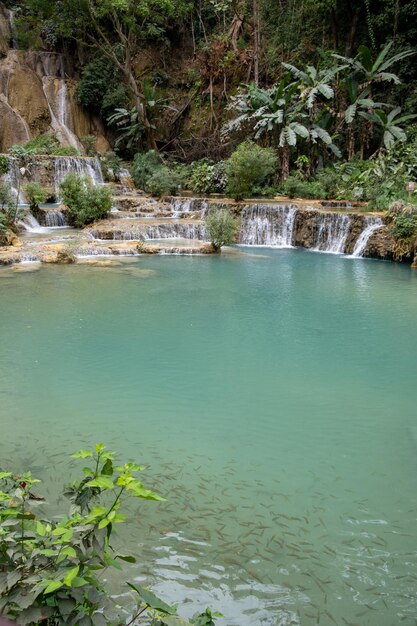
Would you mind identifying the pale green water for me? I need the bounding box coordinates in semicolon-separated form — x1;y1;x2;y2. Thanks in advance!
0;250;417;626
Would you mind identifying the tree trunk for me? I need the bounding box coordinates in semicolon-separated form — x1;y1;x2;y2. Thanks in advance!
253;0;260;86
281;145;290;180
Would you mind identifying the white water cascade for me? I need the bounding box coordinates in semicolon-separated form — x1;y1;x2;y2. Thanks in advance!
6;9;18;49
44;210;68;227
239;204;298;247
313;213;352;254
89;222;208;241
170;198;209;218
4;159;27;205
53;157;104;196
18;213;47;233
118;169;135;191
350;216;383;258
40;55;82;151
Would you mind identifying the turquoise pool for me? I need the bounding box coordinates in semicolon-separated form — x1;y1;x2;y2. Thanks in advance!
0;249;416;625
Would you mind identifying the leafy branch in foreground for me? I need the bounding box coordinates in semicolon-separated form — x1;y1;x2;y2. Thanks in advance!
0;444;220;626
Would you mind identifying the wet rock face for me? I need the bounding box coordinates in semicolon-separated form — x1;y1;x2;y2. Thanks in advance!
361;226;395;259
0;4;11;57
0;38;110;151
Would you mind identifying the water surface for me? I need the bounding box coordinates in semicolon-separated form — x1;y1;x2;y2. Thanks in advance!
0;250;416;625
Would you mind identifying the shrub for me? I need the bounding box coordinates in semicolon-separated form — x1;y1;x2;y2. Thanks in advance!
131;150;161;189
146;167;182;197
205;208;239;251
22;134;59;155
100;84;130;119
226;140;277;200
0;444;219;626
24;182;48;210
0;154;9;175
60;174;112;227
77;57;114;110
81;135;97;156
279;176;326;199
189;160;228;195
51;146;81;157
100;151;123;181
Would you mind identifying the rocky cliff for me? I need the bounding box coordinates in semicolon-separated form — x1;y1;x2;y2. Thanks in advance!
0;2;109;153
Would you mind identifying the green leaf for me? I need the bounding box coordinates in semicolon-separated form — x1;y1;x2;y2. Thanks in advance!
101;459;113;476
60;546;77;558
44;580;63;594
71;449;93;459
71;576;89;587
36;521;46;536
127;582;175;614
38;548;57;556
0;472;12;480
86;476;114;490
95;443;106;453
0;490;11;501
115;554;136;563
63;566;80;587
98;518;111;529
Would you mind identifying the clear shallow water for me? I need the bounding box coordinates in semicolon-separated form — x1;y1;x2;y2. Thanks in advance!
0;250;417;625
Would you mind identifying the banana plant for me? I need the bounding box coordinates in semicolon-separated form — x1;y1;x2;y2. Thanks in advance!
333;41;415;89
359;107;417;151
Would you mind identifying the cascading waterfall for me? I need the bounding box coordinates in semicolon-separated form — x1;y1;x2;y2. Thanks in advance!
6;9;18;49
313;213;352;254
44;211;68;227
18;214;47;233
53;156;104;196
350;216;383;258
4;159;27;204
118;169;135;191
239;204;298;247
41;55;82;151
89;222;208;241
170;198;209;218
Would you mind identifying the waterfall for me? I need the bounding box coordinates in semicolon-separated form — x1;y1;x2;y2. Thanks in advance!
89;222;208;241
239;204;298;247
4;159;27;205
7;9;18;49
143;223;208;240
118;169;135;191
313;213;352;254
350;217;383;258
53;157;104;196
18;214;47;233
44;211;68;227
41;55;82;151
170;198;209;217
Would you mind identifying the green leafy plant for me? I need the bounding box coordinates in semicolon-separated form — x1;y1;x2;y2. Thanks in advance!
23;182;48;210
99;151;123;182
81;136;97;157
279;176;326;199
188;161;228;195
226;140;277;200
0;155;10;176
205;208;238;251
0;182;15;241
0;444;219;626
51;146;81;157
22;134;60;155
131;151;161;190
60;174;112;227
146;167;182;197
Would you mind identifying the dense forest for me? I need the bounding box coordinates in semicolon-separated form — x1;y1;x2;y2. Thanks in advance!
1;0;417;208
